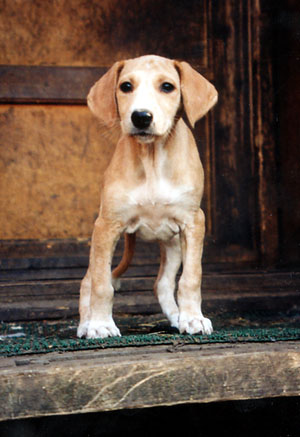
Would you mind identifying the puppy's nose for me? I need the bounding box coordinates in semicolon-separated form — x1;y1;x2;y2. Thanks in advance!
131;110;153;129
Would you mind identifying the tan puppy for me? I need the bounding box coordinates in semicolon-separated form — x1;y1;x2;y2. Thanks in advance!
77;55;218;339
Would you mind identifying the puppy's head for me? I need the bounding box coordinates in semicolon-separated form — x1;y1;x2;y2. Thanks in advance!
88;55;217;142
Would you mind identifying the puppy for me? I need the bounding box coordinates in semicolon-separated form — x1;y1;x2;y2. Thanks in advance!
77;55;218;339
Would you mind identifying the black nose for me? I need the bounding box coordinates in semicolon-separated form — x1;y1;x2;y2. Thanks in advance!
131;110;153;129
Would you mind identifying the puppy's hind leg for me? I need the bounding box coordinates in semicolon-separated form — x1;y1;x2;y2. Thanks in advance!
154;234;181;329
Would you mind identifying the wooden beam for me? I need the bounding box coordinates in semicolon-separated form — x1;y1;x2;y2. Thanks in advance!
0;341;299;421
0;66;106;104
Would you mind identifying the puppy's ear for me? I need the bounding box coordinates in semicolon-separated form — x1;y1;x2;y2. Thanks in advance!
87;61;124;127
175;61;218;127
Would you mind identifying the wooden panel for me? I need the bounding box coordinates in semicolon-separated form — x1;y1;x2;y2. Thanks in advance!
250;0;279;265
0;105;119;239
275;0;300;265
0;66;106;103
0;0;209;68
201;0;279;266
0;342;299;420
0;0;283;269
209;1;256;251
0;271;299;321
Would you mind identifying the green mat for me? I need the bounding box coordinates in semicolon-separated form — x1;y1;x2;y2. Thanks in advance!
1;316;300;357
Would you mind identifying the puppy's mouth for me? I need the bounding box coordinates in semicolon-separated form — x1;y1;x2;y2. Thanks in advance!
136;131;151;137
131;130;156;143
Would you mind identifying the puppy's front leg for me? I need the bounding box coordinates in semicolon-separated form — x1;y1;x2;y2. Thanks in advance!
78;217;122;339
178;209;213;335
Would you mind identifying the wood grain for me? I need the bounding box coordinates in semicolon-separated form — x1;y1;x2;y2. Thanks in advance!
0;342;299;420
0;66;106;103
0;0;295;271
275;0;300;265
250;0;279;265
0;105;119;239
0;0;208;67
0;272;299;321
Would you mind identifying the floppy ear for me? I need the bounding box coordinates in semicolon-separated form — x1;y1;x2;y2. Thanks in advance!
87;61;124;127
175;61;218;127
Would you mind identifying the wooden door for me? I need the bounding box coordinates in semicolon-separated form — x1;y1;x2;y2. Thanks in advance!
0;0;298;321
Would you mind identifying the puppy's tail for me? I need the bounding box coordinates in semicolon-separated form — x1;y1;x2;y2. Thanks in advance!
112;233;136;289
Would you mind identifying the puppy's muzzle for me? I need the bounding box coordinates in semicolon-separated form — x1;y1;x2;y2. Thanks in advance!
131;110;153;130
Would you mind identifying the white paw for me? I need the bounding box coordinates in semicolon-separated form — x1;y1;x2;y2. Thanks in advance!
179;313;213;335
168;311;180;329
77;321;90;338
77;319;121;339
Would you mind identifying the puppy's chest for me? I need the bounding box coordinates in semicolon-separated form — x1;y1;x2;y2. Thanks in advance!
121;177;195;241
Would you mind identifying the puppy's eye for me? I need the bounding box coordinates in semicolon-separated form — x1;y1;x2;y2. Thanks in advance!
120;82;133;93
160;82;175;93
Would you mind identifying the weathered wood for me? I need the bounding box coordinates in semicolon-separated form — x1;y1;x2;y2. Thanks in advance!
1;271;299;295
0;341;299;421
1;289;300;322
275;0;300;265
0;0;259;263
0;272;299;321
0;1;297;274
0;0;283;270
250;0;279;265
0;105;118;239
0;238;91;259
0;238;160;270
0;66;106;103
0;0;209;68
210;0;256;251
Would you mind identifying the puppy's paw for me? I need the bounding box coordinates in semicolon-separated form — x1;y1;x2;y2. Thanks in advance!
179;312;213;335
77;319;121;339
168;311;180;329
77;321;90;338
87;319;121;339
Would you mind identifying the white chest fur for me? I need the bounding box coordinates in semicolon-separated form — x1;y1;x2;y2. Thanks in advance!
126;181;194;240
113;142;199;241
122;148;197;241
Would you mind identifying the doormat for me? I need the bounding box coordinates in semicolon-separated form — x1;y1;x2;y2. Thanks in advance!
1;317;300;357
